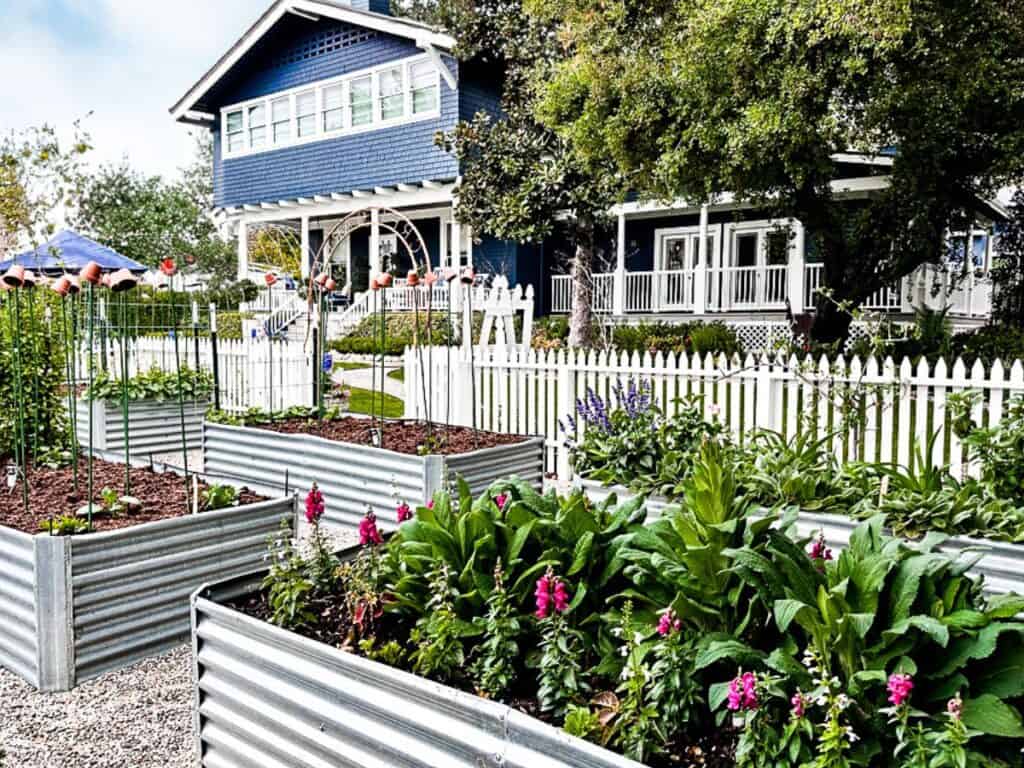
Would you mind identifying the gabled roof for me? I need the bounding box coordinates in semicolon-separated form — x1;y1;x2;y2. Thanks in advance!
171;0;455;123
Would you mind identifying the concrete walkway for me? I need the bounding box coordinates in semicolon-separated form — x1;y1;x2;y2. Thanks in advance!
332;363;405;398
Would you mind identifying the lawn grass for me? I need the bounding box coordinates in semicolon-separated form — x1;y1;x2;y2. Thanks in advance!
334;361;370;371
387;368;405;382
346;386;404;418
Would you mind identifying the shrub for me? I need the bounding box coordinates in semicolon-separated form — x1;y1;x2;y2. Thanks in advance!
330;311;501;355
611;320;743;358
82;366;213;402
950;324;1024;367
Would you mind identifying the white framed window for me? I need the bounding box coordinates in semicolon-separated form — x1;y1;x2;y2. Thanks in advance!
350;75;373;127
322;84;344;132
272;97;291;144
219;54;441;158
410;59;438;114
379;66;405;120
248;104;266;149
296;90;316;138
226;110;244;153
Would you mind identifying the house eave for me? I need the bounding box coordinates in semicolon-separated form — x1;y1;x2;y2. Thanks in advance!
170;0;456;122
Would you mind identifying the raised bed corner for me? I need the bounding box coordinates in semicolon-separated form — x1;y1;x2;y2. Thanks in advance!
75;397;207;459
0;496;296;691
191;567;643;768
202;422;545;530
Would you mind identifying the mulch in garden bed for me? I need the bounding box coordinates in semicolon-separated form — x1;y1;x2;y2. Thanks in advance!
254;417;529;455
0;458;265;535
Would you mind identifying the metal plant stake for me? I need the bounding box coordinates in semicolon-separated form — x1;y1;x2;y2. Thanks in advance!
80;262;103;528
55;280;80;493
2;271;30;514
161;259;190;512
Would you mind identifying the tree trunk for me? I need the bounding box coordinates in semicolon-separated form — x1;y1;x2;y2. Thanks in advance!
568;221;595;348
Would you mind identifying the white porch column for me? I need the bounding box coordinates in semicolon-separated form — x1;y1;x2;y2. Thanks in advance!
693;204;709;315
369;207;382;274
465;225;474;268
788;221;806;312
236;220;249;282
300;215;311;279
612;211;626;316
450;219;462;269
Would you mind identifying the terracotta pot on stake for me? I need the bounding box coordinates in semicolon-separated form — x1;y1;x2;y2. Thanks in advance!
80;261;103;527
161;258;191;513
52;277;80;495
110;269;139;493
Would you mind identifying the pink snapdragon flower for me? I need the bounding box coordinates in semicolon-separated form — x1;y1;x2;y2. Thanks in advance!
426;499;435;510
305;483;325;524
947;694;963;720
657;608;682;636
396;501;412;523
535;567;570;619
494;492;509;510
359;509;383;546
727;671;759;711
791;691;806;718
809;532;833;563
887;673;914;707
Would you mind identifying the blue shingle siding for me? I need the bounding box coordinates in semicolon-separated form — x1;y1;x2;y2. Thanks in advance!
209;18;461;207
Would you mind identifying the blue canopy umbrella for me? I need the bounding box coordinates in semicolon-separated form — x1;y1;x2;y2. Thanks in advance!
0;230;147;276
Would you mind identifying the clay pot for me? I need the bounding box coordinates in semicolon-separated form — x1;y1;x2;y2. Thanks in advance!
423;270;439;286
324;278;337;292
159;258;177;277
315;273;329;287
370;278;380;291
460;267;476;285
2;264;25;287
264;272;278;287
51;276;71;297
100;273;112;288
109;268;139;293
79;261;102;285
377;272;393;288
406;270;420;287
67;276;81;295
21;270;38;289
443;267;459;282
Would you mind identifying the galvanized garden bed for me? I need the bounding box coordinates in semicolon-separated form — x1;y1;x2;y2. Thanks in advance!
578;479;671;519
0;496;295;692
202;421;545;531
75;397;207;459
191;566;643;768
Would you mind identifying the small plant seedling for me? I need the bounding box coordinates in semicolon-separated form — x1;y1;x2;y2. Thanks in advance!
40;515;92;536
201;483;239;511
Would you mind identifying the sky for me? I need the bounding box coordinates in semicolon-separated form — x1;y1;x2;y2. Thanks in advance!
0;0;264;182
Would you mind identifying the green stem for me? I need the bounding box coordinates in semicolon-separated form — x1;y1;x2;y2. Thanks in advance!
171;290;190;513
121;293;131;495
87;282;95;528
60;297;79;494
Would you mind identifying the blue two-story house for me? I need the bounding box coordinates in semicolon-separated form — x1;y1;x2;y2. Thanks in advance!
173;0;1001;343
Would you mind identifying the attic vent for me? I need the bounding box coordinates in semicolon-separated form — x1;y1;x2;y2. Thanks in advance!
270;24;378;68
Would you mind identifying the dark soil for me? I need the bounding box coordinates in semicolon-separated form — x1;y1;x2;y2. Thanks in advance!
230;583;738;768
0;458;265;535
254;417;529;455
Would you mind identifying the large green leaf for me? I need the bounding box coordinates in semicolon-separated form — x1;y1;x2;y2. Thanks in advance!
962;695;1024;738
774;599;813;633
694;639;765;671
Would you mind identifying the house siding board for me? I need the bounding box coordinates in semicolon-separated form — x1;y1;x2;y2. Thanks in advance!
475;236;518;285
210;19;461;207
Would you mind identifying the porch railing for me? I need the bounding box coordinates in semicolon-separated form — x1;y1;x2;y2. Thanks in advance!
551;274;615;314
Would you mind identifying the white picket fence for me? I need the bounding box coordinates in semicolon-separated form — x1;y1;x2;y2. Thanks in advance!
79;336;314;413
403;345;1024;480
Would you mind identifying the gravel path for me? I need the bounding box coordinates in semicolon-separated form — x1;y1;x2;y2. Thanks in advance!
0;646;195;768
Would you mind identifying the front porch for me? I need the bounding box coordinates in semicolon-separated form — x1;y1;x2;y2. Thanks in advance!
550;201;994;320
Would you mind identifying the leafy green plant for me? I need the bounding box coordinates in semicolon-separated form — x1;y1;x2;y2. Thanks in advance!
39;515;92;536
738;429;852;511
470;559;521;699
201;483;239;511
262;521;315;630
82;365;213;402
409;564;475;682
610;600;663;763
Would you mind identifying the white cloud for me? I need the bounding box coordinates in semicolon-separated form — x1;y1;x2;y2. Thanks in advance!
0;0;264;180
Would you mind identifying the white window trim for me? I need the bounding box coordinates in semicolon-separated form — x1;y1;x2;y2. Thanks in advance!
653;225;721;272
220;53;442;159
724;219;804;268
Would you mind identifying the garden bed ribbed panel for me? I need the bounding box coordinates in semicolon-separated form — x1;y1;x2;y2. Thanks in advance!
191;570;643;768
578;480;671;519
202;422;546;531
0;526;40;688
75;397;207;457
0;496;295;692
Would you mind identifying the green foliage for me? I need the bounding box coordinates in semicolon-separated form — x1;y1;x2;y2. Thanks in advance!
960;397;1024;507
201;483;239;511
205;404;346;426
537;610;590;718
562;705;603;741
409;564;473;682
611;601;663;763
71;135;237;286
262;520;315;630
329;310;491;356
82;366;213;402
990;189;1024;330
39;515;92;536
470;560;521;699
610;321;743;358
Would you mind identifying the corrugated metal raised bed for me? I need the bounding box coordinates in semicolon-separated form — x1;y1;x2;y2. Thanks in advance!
203;421;545;531
0;496;295;692
191;567;642;768
75;397;207;458
578;479;671;519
